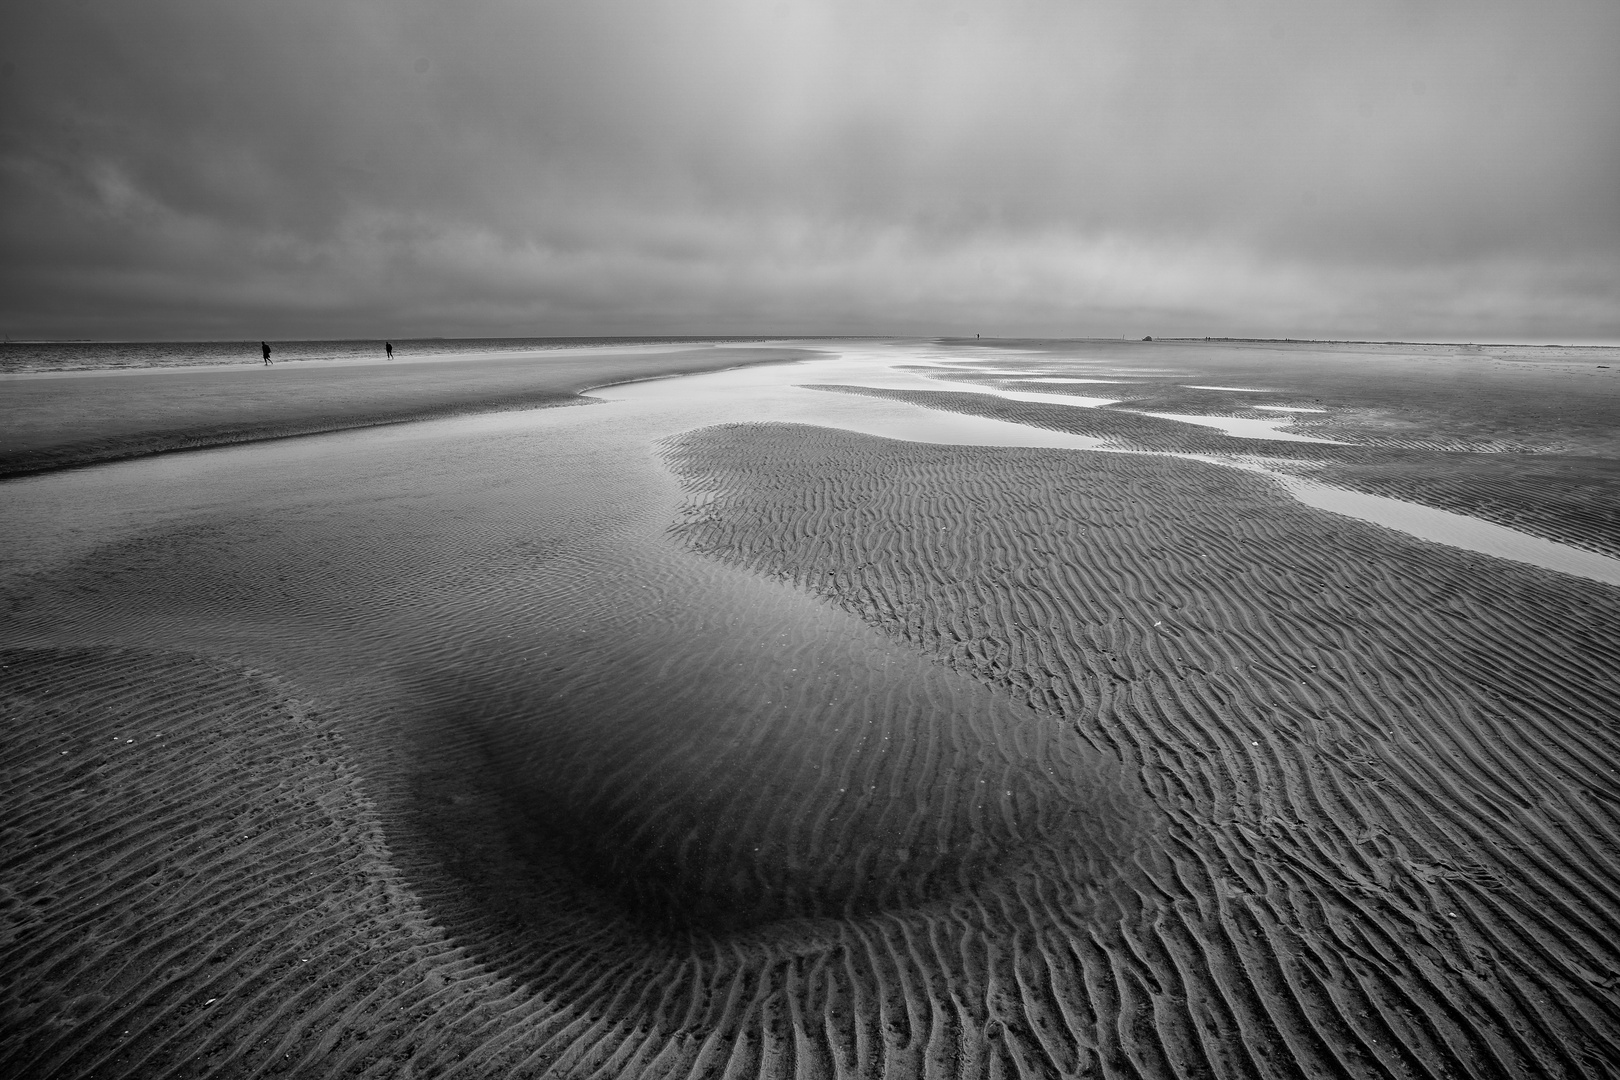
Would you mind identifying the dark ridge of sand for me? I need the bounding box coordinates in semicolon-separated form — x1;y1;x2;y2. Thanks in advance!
662;421;1620;1078
0;346;811;479
812;383;1620;559
1310;453;1620;554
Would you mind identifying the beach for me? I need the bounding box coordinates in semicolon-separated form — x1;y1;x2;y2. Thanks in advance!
0;343;813;479
4;338;1620;1079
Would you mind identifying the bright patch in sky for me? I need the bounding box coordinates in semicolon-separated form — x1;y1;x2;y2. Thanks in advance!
3;0;1616;340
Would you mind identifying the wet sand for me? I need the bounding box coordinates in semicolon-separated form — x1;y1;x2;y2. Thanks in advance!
4;340;1619;1078
814;378;1620;561
0;345;811;478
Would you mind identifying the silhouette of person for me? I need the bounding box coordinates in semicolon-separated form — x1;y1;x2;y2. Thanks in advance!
385;341;393;359
262;341;271;365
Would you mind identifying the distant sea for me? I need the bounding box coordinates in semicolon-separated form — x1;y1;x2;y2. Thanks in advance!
0;337;768;375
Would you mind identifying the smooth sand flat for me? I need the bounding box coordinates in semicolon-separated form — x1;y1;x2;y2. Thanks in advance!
0;345;811;478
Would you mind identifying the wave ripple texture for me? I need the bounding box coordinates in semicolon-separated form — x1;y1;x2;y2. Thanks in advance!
664;422;1620;1079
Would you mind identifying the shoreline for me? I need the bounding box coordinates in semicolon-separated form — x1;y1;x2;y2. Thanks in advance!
0;345;815;480
0;336;873;379
0;342;695;381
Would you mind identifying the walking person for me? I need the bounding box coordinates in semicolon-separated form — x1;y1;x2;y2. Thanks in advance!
385;341;393;360
262;341;272;365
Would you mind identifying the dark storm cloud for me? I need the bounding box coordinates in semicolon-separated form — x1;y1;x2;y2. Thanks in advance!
2;0;1616;340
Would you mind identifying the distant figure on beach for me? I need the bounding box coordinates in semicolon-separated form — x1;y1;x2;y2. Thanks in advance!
385;341;393;359
261;341;271;365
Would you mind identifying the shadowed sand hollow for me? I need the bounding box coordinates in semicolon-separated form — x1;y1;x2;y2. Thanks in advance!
429;618;1146;934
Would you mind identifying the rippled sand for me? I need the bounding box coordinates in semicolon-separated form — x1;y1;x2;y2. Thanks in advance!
4;339;1619;1078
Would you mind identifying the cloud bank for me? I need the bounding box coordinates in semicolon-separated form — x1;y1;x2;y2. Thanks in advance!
2;0;1616;341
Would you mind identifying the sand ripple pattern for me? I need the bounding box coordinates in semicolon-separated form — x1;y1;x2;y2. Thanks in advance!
0;648;559;1080
383;546;1156;1080
664;422;1620;1079
811;384;1620;558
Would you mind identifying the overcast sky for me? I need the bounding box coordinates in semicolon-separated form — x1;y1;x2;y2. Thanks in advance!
2;0;1616;342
